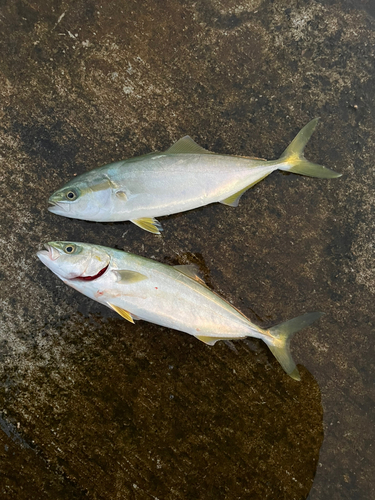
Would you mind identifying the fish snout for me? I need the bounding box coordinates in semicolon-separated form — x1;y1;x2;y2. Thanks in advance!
37;244;60;263
48;199;70;215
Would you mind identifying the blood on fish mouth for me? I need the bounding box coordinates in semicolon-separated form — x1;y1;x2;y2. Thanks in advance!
74;264;109;281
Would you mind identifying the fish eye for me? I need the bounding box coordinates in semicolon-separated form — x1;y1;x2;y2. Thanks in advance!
64;244;76;254
66;190;77;201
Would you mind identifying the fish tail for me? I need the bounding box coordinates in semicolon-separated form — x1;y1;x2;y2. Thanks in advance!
277;118;341;178
267;312;324;380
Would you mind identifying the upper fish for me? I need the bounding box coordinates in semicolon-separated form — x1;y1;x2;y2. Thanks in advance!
48;118;341;234
37;241;324;380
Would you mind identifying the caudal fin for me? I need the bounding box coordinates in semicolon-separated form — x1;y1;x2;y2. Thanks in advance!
268;312;324;381
278;118;341;178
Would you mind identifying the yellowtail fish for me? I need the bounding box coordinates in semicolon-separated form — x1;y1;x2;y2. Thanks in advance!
48;119;341;234
37;242;324;380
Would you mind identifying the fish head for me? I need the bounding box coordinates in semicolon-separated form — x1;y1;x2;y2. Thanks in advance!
37;242;111;281
48;173;114;221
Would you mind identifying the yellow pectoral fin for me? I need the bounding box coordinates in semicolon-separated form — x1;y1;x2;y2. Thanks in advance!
114;270;148;284
115;190;128;201
90;179;117;192
131;217;163;234
107;303;135;323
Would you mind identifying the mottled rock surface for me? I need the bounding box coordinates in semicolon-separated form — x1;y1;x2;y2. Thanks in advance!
0;0;373;499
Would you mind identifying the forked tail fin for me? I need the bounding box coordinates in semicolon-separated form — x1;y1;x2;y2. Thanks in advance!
268;312;324;381
278;118;341;178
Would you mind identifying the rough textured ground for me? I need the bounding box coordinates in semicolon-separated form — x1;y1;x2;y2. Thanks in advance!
0;0;374;499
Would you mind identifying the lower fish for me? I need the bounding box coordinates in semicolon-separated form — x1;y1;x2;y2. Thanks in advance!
37;242;323;380
48;119;341;234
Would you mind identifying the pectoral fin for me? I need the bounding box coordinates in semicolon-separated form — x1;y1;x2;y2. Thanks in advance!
114;270;148;284
131;217;163;234
165;136;213;155
115;190;128;201
107;303;135;323
90;178;117;192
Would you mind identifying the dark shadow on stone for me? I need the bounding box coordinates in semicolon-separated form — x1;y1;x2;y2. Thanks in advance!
0;316;323;499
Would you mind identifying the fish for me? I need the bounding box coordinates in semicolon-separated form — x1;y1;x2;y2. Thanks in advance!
48;118;341;234
37;241;324;380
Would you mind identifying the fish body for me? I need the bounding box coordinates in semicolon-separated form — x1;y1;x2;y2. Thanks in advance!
48;119;341;233
37;242;324;380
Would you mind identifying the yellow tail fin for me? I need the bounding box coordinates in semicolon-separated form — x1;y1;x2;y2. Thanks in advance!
268;312;324;381
278;118;341;178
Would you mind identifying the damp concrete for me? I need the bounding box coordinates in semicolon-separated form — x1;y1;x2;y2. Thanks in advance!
0;0;374;498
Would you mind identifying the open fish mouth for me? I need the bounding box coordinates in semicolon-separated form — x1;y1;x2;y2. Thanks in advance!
48;198;62;207
37;243;60;261
48;200;69;213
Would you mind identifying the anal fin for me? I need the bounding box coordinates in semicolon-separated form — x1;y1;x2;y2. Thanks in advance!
107;303;135;323
131;217;163;234
219;174;272;207
220;186;251;207
196;335;246;345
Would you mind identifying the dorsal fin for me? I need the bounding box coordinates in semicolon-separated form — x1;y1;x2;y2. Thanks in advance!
173;264;203;281
165;136;213;155
173;264;211;289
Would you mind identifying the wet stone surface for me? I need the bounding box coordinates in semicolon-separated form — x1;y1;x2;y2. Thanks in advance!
0;0;374;499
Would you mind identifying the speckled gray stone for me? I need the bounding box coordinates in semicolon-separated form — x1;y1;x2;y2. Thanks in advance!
0;1;374;499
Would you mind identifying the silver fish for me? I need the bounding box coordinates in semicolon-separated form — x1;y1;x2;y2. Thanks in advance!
37;241;324;380
48;119;341;234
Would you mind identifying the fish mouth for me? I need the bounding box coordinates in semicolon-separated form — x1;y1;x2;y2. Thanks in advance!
37;243;60;261
48;199;70;214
